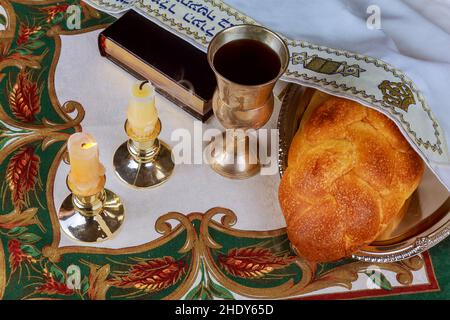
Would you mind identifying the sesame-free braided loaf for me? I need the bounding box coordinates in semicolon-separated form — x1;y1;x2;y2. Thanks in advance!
278;96;424;262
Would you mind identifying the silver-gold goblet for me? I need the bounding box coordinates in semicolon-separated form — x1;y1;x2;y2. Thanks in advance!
206;24;289;179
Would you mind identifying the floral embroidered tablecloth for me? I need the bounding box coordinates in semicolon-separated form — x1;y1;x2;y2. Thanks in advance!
0;0;449;300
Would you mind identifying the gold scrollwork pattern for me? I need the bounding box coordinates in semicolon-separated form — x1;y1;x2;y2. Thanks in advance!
193;208;427;299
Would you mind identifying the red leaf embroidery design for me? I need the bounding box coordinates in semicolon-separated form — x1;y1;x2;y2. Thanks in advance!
7;239;37;273
109;257;187;293
6;146;40;210
35;268;74;296
218;247;296;278
16;24;42;46
9;71;41;122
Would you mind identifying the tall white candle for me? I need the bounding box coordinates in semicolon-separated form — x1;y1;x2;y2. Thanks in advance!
67;132;105;196
127;82;158;137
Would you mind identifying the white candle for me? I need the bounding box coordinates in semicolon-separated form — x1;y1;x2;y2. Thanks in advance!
127;82;158;137
67;132;105;196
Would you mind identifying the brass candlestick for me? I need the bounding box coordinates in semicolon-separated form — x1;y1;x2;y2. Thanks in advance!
58;175;125;243
113;119;174;188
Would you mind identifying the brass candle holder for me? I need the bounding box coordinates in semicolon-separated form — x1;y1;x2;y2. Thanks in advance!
58;175;125;243
113;118;174;188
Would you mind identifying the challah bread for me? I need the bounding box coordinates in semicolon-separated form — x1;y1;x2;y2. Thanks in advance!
279;95;424;262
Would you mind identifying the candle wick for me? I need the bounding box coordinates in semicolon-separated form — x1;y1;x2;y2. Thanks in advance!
139;80;149;90
81;142;96;149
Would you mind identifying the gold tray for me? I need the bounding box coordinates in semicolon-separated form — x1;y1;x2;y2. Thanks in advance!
278;84;450;262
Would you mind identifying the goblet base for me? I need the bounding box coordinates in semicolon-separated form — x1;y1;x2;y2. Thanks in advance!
206;131;260;179
58;189;124;243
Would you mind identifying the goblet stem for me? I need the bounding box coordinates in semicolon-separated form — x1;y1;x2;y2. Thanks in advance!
206;129;260;179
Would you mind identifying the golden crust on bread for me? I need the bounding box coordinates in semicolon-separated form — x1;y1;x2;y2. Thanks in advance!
279;97;424;262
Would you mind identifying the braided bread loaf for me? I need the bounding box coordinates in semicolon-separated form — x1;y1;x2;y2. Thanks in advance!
279;95;424;262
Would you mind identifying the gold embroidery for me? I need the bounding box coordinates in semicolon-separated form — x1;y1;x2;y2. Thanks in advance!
379;80;416;111
291;52;365;78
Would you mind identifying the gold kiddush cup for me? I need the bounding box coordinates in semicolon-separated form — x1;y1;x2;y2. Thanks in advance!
206;24;289;179
58;133;125;243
